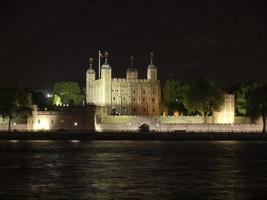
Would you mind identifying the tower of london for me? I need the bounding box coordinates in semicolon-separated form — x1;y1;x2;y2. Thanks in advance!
86;52;161;116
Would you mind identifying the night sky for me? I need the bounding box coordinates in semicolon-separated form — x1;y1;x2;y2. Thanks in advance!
0;0;266;89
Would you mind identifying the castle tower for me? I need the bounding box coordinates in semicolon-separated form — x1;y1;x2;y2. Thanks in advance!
126;56;138;80
101;51;112;108
147;52;157;81
86;57;95;103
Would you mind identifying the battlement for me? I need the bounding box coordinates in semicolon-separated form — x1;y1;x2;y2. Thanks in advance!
112;78;150;83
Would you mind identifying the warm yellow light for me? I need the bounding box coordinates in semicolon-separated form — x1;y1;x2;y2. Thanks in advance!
215;112;235;124
70;140;80;143
174;111;179;117
33;118;50;131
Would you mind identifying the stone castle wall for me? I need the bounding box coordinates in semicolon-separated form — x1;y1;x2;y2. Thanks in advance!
95;114;259;132
27;105;95;131
96;122;262;133
96;116;263;133
0;124;27;131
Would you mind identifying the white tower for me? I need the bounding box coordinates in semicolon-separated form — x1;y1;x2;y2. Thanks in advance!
86;57;95;103
147;52;157;81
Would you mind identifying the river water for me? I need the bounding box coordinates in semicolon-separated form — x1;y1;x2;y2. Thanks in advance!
0;140;267;199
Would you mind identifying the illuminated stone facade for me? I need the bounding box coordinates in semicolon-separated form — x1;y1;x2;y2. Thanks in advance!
27;105;95;131
86;52;161;116
94;95;237;132
213;94;235;124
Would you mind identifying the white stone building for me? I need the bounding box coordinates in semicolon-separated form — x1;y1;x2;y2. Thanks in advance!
86;52;161;116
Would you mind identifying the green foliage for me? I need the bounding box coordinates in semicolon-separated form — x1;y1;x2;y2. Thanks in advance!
52;94;62;106
245;85;267;132
162;79;187;114
184;78;224;122
53;82;84;106
235;82;258;115
0;87;32;131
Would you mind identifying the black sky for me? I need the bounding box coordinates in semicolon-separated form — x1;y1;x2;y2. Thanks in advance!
0;0;266;89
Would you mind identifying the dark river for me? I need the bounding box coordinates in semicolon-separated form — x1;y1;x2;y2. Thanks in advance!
0;140;267;199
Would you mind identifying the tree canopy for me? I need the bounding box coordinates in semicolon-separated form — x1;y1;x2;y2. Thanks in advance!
53;82;84;106
184;78;224;122
162;79;187;115
234;82;258;115
245;85;267;132
0;87;32;131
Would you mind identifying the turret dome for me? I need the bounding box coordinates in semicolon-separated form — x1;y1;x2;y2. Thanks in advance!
87;68;95;74
147;52;157;69
127;68;138;73
102;51;111;69
147;64;157;69
87;57;95;74
126;56;138;80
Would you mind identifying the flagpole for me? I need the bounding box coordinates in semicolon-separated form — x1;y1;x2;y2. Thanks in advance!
98;50;101;79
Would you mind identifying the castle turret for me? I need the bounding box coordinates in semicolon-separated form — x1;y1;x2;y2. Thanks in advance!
86;57;95;103
147;52;157;81
101;51;112;107
126;56;138;80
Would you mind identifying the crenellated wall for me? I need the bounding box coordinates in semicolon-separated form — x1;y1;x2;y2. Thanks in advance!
27;105;95;131
95;113;262;132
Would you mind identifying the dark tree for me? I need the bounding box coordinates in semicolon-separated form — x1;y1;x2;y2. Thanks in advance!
162;79;187;115
0;87;32;131
31;91;47;110
234;82;258;115
184;78;224;123
246;85;267;133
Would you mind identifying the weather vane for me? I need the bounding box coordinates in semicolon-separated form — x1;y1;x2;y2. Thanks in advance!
104;51;109;64
130;56;134;66
150;52;154;65
89;57;93;69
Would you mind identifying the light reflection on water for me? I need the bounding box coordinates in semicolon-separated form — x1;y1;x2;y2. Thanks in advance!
0;140;267;199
